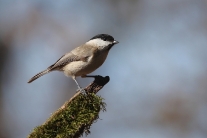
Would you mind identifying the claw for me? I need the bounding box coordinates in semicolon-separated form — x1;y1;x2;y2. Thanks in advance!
76;88;86;93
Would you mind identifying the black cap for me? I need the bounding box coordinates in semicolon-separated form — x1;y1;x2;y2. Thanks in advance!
90;34;114;42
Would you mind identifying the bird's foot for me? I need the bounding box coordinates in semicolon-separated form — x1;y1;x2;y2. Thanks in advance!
76;88;86;93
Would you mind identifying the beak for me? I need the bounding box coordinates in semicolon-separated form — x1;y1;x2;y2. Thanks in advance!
113;40;119;44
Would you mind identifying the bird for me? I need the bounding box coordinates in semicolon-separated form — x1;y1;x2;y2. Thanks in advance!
28;34;119;92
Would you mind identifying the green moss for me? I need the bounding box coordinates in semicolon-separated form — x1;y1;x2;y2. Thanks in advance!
28;93;106;138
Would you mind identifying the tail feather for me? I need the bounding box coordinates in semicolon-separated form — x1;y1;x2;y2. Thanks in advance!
28;69;50;83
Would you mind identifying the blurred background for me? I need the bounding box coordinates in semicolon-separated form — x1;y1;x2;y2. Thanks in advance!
0;0;207;138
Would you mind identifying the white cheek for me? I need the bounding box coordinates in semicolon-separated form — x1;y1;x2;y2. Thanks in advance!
86;39;112;48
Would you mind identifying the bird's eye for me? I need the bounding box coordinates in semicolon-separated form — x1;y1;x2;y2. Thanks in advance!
103;38;107;41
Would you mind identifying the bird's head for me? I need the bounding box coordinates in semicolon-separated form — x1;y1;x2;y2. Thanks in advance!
86;34;119;50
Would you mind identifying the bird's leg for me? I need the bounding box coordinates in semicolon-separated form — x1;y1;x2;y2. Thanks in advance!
72;76;85;93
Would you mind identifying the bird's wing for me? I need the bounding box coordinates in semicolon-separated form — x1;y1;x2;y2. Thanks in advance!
48;45;97;70
48;52;87;70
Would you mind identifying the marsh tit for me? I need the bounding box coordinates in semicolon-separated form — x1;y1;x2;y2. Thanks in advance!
28;34;119;91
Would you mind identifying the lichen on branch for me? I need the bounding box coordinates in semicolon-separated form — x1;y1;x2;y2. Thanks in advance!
28;75;109;138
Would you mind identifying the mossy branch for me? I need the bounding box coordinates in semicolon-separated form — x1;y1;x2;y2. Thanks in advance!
28;76;110;138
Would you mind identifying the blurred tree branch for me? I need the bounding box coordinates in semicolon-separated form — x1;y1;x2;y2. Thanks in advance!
28;76;110;138
0;37;12;138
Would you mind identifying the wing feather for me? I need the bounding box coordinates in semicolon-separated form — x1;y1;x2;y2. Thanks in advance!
48;44;97;70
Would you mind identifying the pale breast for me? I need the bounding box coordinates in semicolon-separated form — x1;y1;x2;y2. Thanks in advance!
63;50;109;77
